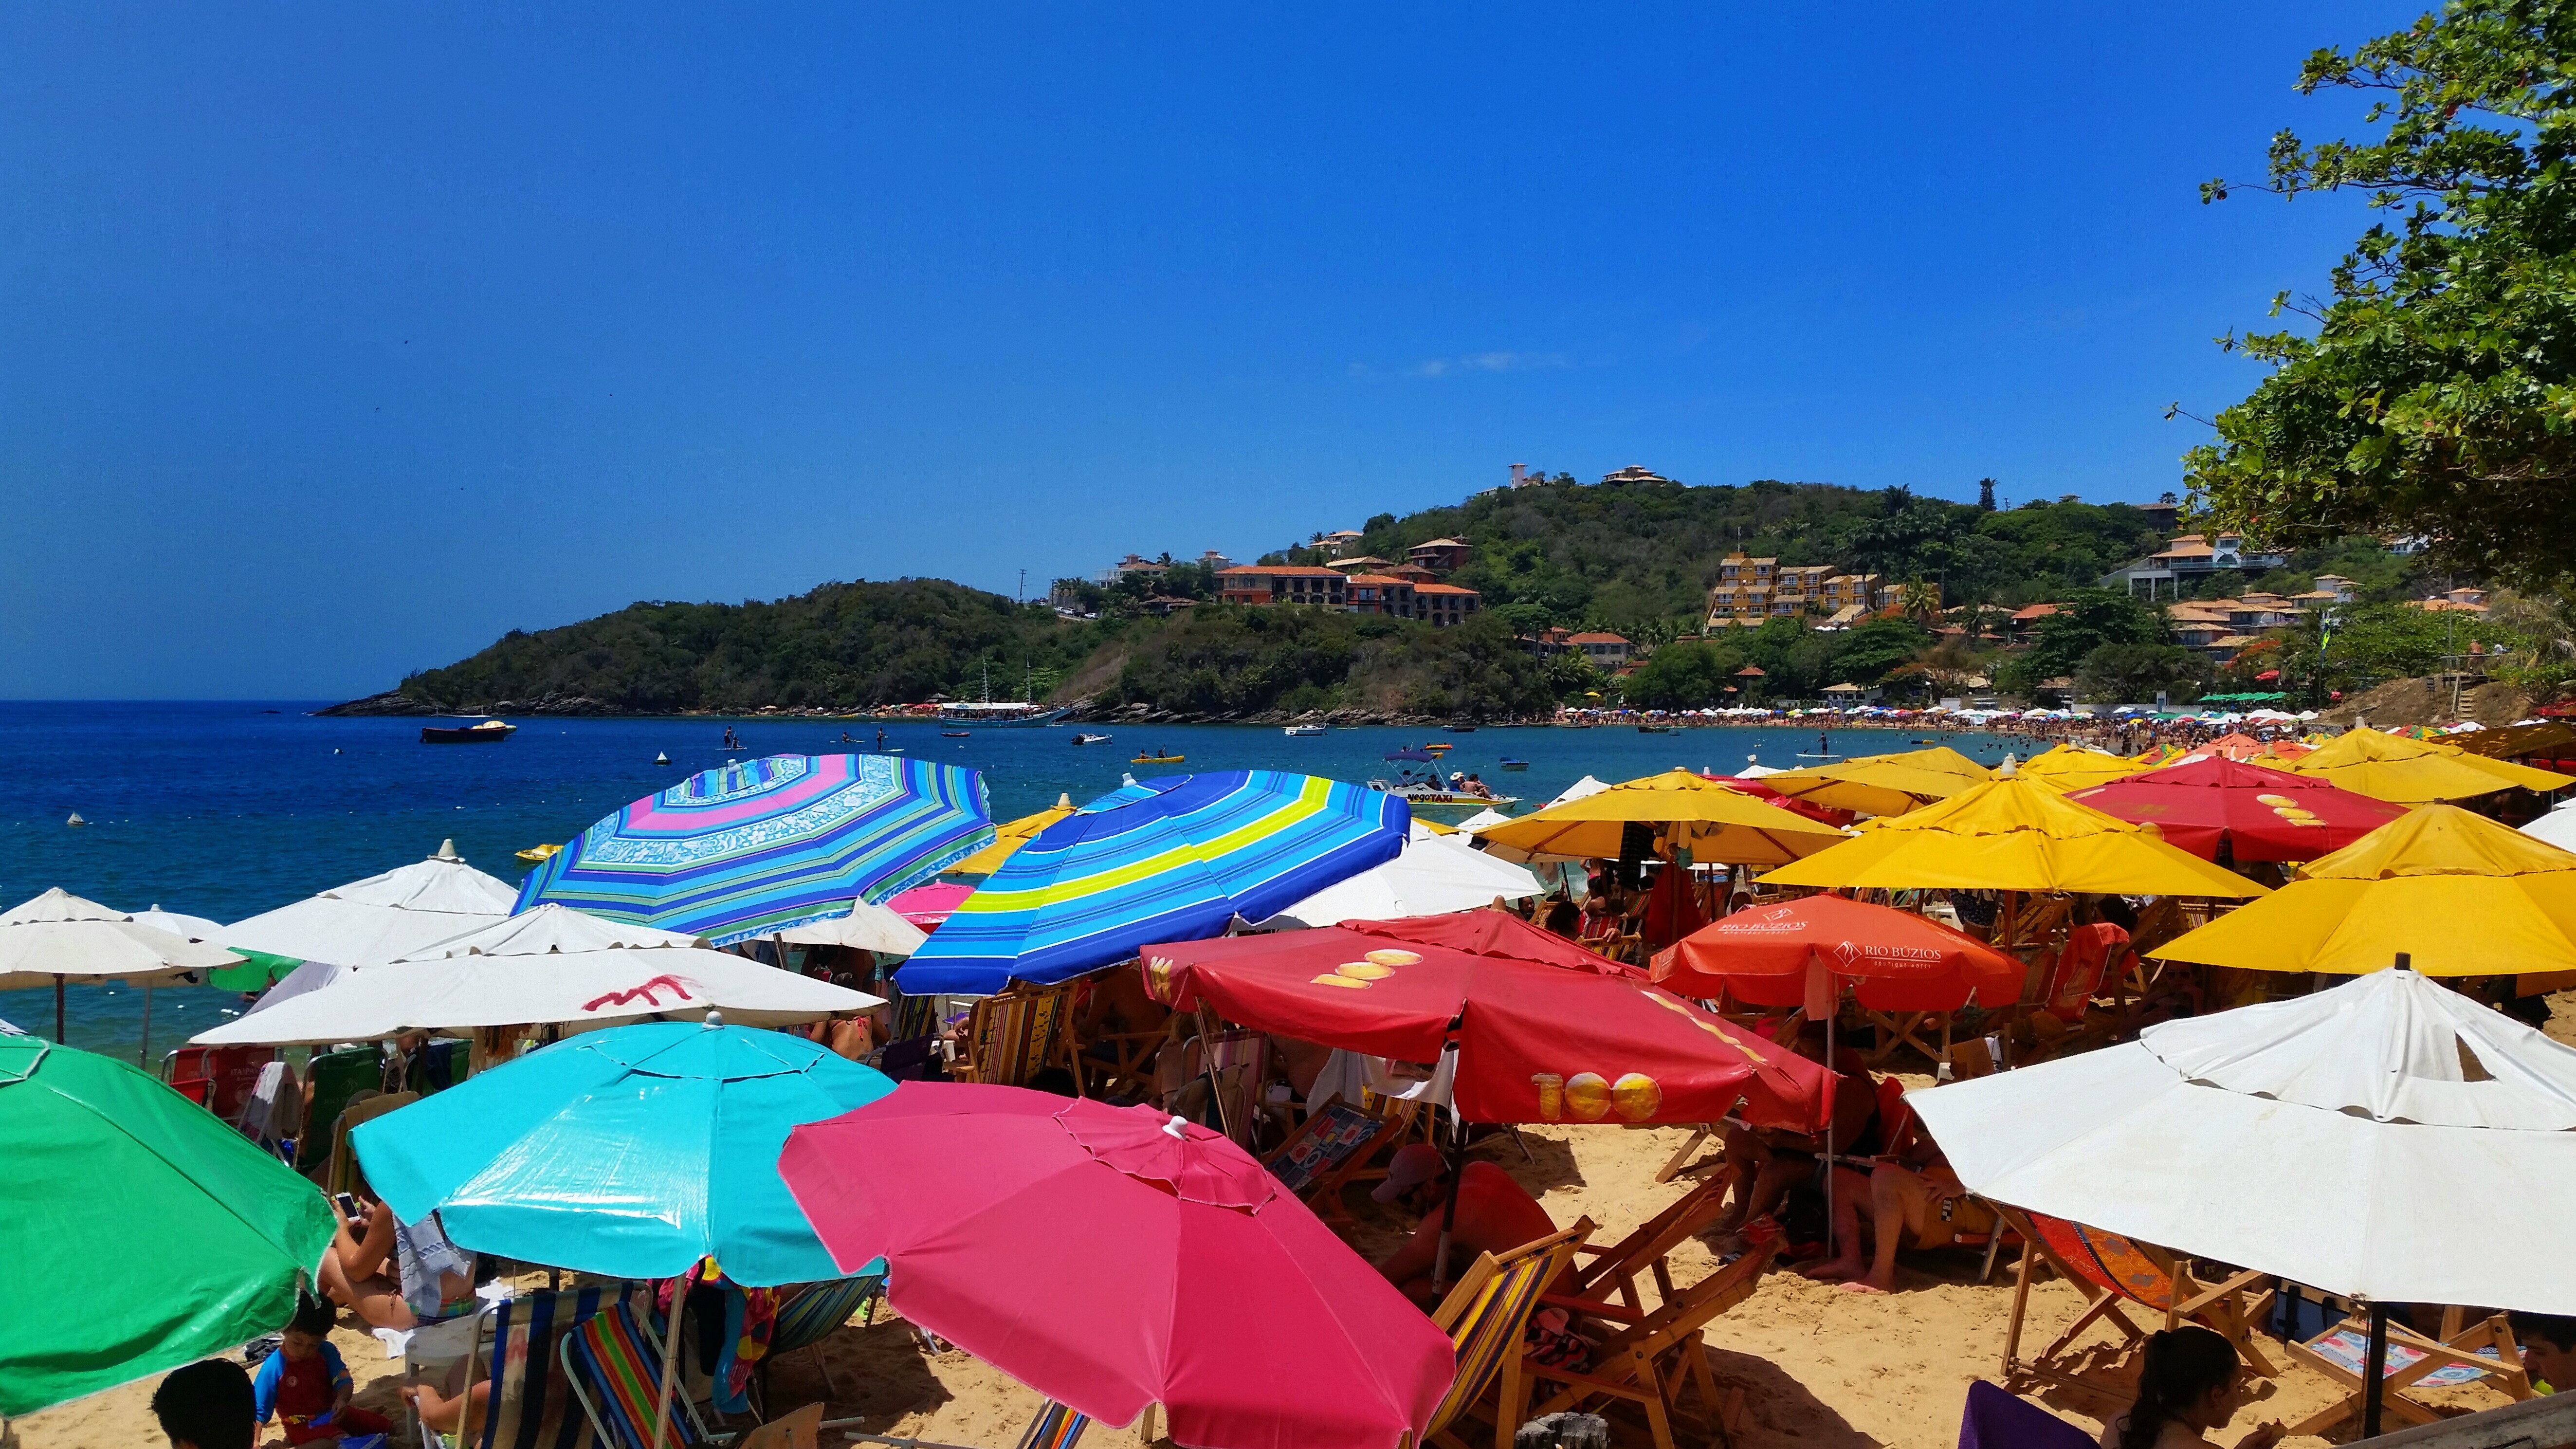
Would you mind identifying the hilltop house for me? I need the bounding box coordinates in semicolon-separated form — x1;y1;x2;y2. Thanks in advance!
1598;465;1671;485
1408;537;1473;575
2105;532;2291;596
1566;632;1632;667
1217;565;1347;607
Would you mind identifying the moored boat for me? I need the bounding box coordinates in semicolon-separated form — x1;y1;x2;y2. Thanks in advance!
1072;733;1113;745
421;719;516;744
1283;724;1325;737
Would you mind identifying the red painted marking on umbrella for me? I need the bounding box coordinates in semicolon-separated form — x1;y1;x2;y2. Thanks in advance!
582;974;698;1011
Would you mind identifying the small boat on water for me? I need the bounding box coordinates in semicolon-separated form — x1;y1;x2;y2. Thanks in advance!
422;719;516;744
1283;724;1325;737
1367;780;1519;808
1132;753;1185;765
1636;724;1677;734
516;843;562;864
1443;723;1478;733
1498;758;1529;770
941;730;972;739
1072;733;1113;745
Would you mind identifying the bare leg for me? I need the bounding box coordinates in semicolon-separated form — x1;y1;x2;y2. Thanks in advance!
404;1380;490;1442
1849;1167;1916;1293
1800;1168;1872;1281
318;1247;418;1330
1711;1123;1770;1231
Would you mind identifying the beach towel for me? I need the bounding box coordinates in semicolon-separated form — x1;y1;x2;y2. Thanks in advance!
395;1211;475;1320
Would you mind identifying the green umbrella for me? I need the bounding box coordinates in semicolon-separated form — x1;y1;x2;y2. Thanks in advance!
0;1035;335;1415
206;947;303;993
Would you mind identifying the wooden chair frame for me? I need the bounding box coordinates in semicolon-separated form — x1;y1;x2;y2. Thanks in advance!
2283;1311;2533;1438
1526;1223;1785;1449
1556;1174;1733;1325
1409;1221;1594;1449
1258;1094;1422;1226
1993;1204;2278;1405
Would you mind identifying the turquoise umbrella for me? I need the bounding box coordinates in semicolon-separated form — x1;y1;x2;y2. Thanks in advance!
352;1017;893;1287
0;1037;335;1415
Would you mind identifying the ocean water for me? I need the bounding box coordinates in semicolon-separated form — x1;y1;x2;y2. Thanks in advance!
0;701;2017;1061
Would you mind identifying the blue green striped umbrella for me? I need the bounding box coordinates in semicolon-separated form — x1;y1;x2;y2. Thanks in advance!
895;771;1407;994
515;754;992;947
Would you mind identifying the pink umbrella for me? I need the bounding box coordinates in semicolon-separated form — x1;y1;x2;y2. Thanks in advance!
779;1083;1456;1449
884;881;974;928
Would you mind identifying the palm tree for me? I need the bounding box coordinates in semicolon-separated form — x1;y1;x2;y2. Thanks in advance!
1897;578;1942;624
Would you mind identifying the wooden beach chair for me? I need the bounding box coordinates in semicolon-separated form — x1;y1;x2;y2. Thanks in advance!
470;1284;634;1449
1993;1206;2278;1402
300;1045;380;1168
1404;1221;1593;1449
757;1273;884;1409
323;1089;418;1196
1261;1097;1400;1224
1556;1174;1733;1325
2282;1311;2532;1438
561;1298;719;1449
957;984;1077;1089
1527;1220;1785;1449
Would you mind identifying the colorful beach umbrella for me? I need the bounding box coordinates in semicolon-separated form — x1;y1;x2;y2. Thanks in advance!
2287;729;2575;804
1470;767;1848;865
781;1085;1457;1449
2015;744;2153;793
355;1017;894;1287
0;1036;336;1415
1139;926;1831;1131
2064;755;2408;863
1656;894;2022;1010
885;881;975;928
896;771;1407;995
515;754;994;946
944;794;1077;876
2149;804;2576;977
1759;770;2268;898
1758;746;1993;817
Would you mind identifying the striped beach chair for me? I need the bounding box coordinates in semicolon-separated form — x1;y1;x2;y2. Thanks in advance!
472;1286;631;1449
562;1300;715;1449
1411;1221;1592;1449
759;1274;884;1406
1013;1401;1088;1449
1994;1205;2277;1403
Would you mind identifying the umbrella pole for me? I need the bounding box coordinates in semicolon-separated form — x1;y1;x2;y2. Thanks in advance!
139;982;153;1068
651;1263;696;1449
54;975;65;1044
1429;1107;1465;1299
2362;1303;2389;1439
1823;998;1836;1258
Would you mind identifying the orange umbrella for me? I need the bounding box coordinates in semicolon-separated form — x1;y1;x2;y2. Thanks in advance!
1657;894;2023;1011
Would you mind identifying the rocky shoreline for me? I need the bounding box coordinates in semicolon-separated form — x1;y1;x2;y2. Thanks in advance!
312;690;1514;727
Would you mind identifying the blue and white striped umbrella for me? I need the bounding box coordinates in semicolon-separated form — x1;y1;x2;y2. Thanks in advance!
516;754;992;946
895;771;1408;995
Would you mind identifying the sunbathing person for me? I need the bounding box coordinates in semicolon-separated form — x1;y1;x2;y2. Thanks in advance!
1712;1021;1881;1236
2099;1325;2281;1449
317;1191;473;1331
1798;1133;1995;1293
1372;1144;1564;1310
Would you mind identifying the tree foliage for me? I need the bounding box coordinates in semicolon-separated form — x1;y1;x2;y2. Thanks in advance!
2192;0;2576;586
1099;607;1551;718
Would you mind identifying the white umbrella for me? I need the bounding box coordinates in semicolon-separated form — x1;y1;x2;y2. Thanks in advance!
1454;807;1513;832
775;896;929;955
222;840;517;970
127;905;230;1068
1734;754;1781;778
1253;833;1544;928
191;903;883;1047
2522;799;2576;853
1545;774;1613;808
0;889;241;1045
1911;966;2576;1314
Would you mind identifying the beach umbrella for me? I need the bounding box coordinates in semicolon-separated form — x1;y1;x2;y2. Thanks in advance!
2015;744;2154;793
2287;728;2575;804
1758;769;2268;898
1656;893;2021;1011
0;889;241;1044
222;840;516;975
779;1085;1457;1449
357;1017;897;1449
1139;925;1831;1131
1909;965;2576;1324
1544;774;1613;807
2150;804;2576;977
1254;834;1542;928
125;906;227;1068
515;754;994;946
897;771;1407;995
775;895;928;955
885;880;974;928
189;904;883;1047
1343;910;1642;977
0;1035;336;1415
944;794;1077;877
1759;746;1993;817
1470;767;1848;866
2524;798;2576;853
2062;755;2408;863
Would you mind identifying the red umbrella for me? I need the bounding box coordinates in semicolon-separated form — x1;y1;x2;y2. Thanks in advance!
884;881;974;928
1701;774;1854;825
779;1084;1453;1449
1655;893;2022;1011
2065;755;2409;862
1140;927;1830;1131
1342;910;1643;978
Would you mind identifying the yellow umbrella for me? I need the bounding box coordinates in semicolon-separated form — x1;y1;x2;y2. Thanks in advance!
2017;743;2155;793
2151;804;2576;975
1471;767;1849;865
1758;769;2267;897
1759;746;1994;817
2286;729;2575;803
945;794;1076;876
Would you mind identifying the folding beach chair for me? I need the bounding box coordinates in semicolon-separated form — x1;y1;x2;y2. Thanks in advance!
300;1045;381;1168
2282;1311;2533;1438
163;1044;276;1123
1010;1402;1088;1449
1529;1220;1784;1449
1187;1027;1269;1145
1555;1174;1733;1325
958;984;1075;1089
756;1274;884;1408
326;1090;419;1196
1406;1221;1593;1449
472;1285;633;1449
1993;1206;2277;1403
562;1299;719;1449
2017;924;2132;1063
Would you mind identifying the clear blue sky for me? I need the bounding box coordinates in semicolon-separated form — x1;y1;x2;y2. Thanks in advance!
2;3;2418;698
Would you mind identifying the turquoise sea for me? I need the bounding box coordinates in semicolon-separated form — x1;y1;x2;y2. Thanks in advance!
0;702;2018;1062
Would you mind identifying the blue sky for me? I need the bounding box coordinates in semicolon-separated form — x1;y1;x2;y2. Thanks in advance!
2;3;2418;698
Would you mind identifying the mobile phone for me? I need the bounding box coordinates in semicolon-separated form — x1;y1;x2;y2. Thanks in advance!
332;1192;361;1221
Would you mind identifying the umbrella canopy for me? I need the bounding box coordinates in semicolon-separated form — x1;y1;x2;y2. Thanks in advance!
1758;746;1993;817
2016;744;2154;793
516;754;994;946
774;894;928;954
1759;771;2270;897
945;794;1077;877
1656;894;2022;1010
779;1085;1457;1449
1909;967;2576;1312
1140;926;1831;1130
2150;804;2576;976
1344;911;1642;978
1470;768;1848;866
0;889;241;990
885;881;975;928
130;905;224;941
190;904;883;1047
1254;834;1541;928
1544;775;1613;807
223;841;517;971
2064;755;2410;863
0;1037;337;1415
897;772;1408;995
356;1017;894;1286
2287;729;2575;803
2524;799;2576;853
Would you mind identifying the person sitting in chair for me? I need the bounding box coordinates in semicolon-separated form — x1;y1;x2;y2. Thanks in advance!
1371;1144;1564;1311
317;1190;473;1331
1711;1021;1880;1236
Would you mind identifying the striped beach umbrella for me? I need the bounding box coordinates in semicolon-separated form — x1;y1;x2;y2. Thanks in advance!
896;771;1408;995
516;754;993;946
